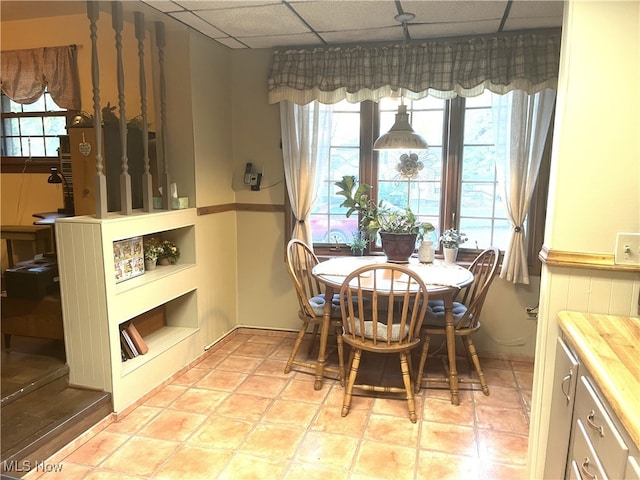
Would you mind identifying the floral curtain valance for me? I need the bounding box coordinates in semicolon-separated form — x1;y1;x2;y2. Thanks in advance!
268;29;561;105
1;45;81;110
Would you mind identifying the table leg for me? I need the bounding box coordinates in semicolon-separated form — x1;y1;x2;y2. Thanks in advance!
314;285;334;390
444;293;460;405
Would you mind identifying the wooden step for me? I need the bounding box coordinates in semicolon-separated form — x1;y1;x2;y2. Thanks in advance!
1;386;112;478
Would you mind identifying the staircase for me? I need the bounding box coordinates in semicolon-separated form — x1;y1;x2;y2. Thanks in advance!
1;349;111;478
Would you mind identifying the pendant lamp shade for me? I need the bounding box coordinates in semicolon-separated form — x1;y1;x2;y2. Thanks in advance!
373;104;429;150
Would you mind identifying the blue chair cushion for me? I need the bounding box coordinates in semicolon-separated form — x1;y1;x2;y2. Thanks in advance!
309;294;341;317
425;300;467;326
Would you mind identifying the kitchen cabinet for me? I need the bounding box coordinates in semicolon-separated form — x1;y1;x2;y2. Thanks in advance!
556;311;640;480
544;337;580;480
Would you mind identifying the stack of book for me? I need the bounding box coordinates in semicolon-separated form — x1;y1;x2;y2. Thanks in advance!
120;322;149;360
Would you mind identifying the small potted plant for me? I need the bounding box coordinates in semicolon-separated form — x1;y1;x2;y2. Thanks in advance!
143;238;163;270
440;227;468;263
347;230;368;256
158;239;180;265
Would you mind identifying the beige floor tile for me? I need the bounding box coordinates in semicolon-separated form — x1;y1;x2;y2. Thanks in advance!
188;415;254;450
214;392;273;420
143;384;187;408
262;398;319;426
63;431;130;467
420;420;477;456
169;387;228;414
352;440;417;479
136;409;207;442
218;453;288;480
153;444;232;479
235;373;288;397
105;405;162;434
475;404;530;435
364;413;420;446
98;436;179;476
294;431;359;470
238;424;306;459
311;405;369;437
476;429;529;465
417;450;481;480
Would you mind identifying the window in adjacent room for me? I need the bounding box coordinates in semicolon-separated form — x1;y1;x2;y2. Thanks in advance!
1;90;72;171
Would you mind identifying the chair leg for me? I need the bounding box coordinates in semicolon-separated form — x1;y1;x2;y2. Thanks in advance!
463;336;489;395
308;323;320;355
414;334;431;393
400;352;417;423
342;348;361;417
284;321;309;374
335;328;346;386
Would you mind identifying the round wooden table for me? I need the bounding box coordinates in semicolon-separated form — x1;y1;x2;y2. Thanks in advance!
313;256;473;404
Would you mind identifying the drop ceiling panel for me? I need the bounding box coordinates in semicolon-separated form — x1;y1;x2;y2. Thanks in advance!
401;1;508;24
320;26;404;45
290;1;398;31
409;20;501;40
240;32;323;49
196;3;310;37
169;11;227;38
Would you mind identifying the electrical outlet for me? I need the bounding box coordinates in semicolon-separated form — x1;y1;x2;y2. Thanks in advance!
614;232;640;265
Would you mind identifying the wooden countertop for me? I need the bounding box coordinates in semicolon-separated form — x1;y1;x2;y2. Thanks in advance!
558;311;640;450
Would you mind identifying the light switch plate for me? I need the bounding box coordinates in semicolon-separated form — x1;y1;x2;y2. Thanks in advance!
614;232;640;265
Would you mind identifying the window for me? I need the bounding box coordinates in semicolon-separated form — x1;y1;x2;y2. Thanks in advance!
307;92;550;265
1;91;73;173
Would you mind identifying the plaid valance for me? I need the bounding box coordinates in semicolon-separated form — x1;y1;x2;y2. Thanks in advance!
1;45;81;110
268;29;561;105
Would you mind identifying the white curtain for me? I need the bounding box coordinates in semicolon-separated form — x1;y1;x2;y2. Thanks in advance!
493;89;556;284
280;100;333;246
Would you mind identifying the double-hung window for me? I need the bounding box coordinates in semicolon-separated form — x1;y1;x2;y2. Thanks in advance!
1;90;72;172
308;91;549;266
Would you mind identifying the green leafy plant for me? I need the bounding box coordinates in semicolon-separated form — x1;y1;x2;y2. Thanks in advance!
159;239;180;264
347;230;369;253
440;227;468;248
143;238;163;262
335;175;435;241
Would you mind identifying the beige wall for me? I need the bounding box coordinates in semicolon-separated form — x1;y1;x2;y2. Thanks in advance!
528;1;640;477
2;2;543;358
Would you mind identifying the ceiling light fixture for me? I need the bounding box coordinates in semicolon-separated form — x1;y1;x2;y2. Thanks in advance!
373;104;429;150
373;11;428;151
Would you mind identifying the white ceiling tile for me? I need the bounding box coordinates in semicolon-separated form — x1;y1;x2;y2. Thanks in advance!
215;36;250;49
176;0;281;10
142;1;186;14
502;17;563;31
170;11;227;37
290;1;399;31
196;3;311;36
409;20;501;40
401;1;508;24
320;26;404;45
240;32;323;49
508;1;564;20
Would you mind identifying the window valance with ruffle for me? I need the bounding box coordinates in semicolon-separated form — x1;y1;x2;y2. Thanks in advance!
268;29;561;105
1;45;81;110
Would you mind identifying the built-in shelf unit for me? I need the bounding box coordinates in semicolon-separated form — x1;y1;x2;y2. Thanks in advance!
56;208;199;413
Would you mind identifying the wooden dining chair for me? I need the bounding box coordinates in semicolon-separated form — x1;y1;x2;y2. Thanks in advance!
284;239;345;387
339;263;429;423
414;247;500;395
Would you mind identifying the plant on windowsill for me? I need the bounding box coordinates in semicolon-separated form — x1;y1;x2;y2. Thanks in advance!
347;230;369;256
335;175;434;263
440;227;468;263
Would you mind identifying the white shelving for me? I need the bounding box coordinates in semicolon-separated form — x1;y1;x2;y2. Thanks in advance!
56;208;199;413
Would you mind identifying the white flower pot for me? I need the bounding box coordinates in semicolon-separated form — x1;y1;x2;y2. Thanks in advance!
443;247;458;264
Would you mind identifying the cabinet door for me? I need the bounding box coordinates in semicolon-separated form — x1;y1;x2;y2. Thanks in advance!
544;337;580;480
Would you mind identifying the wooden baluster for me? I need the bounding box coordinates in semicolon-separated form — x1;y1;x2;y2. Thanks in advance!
155;21;172;210
135;11;153;212
87;0;107;218
112;1;132;215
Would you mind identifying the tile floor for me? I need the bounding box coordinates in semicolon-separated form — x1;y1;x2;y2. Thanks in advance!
27;328;533;480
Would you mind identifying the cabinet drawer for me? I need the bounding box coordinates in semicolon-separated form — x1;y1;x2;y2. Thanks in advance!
574;376;628;477
572;420;609;480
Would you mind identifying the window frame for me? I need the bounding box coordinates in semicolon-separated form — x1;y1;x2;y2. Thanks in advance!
293;96;551;273
1;92;76;173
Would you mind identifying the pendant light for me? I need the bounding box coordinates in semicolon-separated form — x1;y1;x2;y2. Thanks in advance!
373;103;429;150
373;11;428;151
